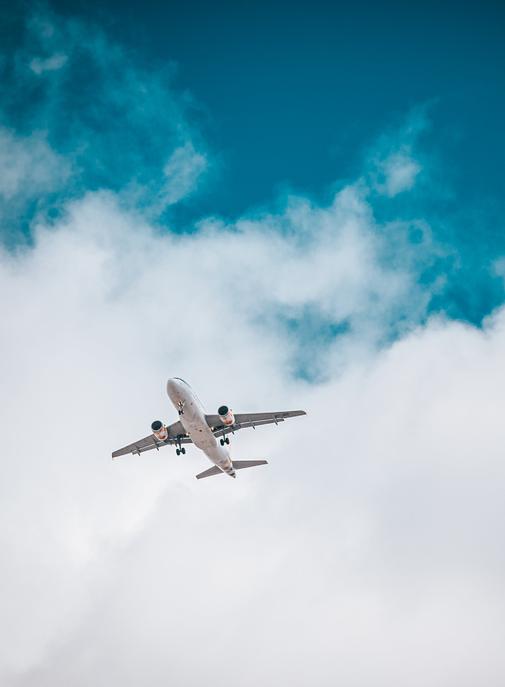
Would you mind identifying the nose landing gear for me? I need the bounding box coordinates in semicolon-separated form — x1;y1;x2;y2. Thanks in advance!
177;400;185;416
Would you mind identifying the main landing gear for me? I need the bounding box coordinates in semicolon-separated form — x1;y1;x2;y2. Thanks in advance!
175;436;186;456
220;437;230;446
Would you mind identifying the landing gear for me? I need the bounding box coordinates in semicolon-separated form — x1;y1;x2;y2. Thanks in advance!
220;437;230;446
175;436;186;456
177;400;185;416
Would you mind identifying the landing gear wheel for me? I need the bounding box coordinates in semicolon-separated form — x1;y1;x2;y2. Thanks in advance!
176;448;180;456
220;438;224;446
181;447;186;455
225;437;230;445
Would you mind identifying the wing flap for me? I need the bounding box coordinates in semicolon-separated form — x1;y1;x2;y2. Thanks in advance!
235;410;306;423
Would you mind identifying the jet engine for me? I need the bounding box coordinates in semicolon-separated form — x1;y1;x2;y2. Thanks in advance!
218;405;235;426
151;420;168;441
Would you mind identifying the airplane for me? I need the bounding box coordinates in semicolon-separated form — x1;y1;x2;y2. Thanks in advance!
112;377;306;479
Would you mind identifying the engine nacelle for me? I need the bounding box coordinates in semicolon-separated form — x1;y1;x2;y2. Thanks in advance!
151;420;168;441
218;405;235;426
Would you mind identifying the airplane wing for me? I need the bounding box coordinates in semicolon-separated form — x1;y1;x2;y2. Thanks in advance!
112;420;190;459
205;410;306;438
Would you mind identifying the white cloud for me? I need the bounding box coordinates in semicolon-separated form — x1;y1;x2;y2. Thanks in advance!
492;256;505;280
367;109;427;197
1;178;505;686
377;151;421;196
0;128;69;201
29;53;67;75
162;143;207;206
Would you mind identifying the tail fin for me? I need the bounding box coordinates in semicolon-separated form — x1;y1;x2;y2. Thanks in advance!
195;460;268;480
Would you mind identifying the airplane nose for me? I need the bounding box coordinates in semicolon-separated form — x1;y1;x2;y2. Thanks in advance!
166;378;179;397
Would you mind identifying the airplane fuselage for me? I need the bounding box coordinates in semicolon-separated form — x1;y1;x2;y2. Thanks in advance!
166;378;236;477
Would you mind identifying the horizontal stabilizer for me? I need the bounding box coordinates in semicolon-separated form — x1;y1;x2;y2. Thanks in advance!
195;459;268;480
195;465;223;479
232;460;268;470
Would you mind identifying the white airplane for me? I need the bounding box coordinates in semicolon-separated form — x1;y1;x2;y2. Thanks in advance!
112;377;306;479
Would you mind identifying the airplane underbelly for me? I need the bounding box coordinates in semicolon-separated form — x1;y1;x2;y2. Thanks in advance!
183;415;230;467
173;386;231;469
180;408;216;450
192;431;215;451
194;431;230;468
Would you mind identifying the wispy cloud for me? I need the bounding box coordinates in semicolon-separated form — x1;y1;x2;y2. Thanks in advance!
162;142;208;205
367;108;428;197
0;6;209;235
0;127;70;239
29;52;67;74
0;128;68;201
375;150;421;196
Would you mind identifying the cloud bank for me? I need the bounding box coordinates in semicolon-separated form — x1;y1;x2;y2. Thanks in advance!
1;183;505;686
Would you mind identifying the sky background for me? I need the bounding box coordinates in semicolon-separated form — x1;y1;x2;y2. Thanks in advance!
2;0;504;321
1;1;505;685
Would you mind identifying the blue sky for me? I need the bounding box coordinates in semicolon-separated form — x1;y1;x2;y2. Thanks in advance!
48;1;504;210
1;0;504;327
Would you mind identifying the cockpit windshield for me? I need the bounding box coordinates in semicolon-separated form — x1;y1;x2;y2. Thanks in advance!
174;377;189;386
